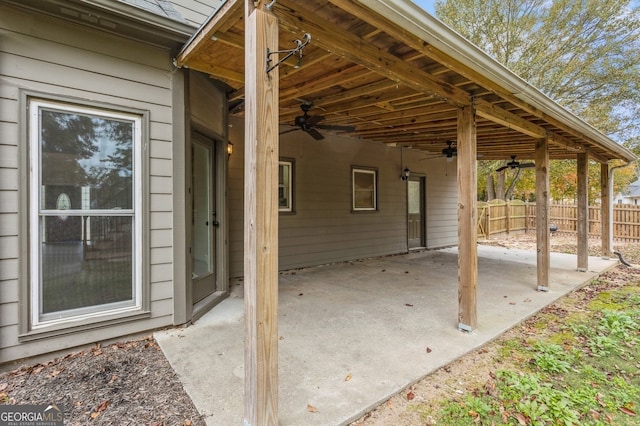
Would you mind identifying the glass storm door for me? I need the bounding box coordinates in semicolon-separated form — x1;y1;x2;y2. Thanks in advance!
192;136;216;303
407;176;425;249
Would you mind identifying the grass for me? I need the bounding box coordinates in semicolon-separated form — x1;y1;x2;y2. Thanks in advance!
420;275;640;425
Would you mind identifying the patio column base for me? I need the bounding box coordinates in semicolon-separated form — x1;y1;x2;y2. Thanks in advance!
458;323;474;333
537;285;549;292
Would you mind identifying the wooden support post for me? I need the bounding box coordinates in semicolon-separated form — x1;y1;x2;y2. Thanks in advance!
601;163;611;258
535;138;550;291
457;105;477;332
577;152;589;271
244;3;279;425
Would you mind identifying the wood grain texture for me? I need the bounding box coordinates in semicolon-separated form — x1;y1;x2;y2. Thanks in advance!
457;106;477;331
243;5;279;426
577;152;589;271
600;163;611;257
535;138;550;290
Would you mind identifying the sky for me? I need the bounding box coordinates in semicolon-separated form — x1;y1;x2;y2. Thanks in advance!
412;0;436;15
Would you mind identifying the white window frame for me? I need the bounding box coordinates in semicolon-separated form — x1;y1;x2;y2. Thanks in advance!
279;160;294;213
352;167;377;211
28;99;143;328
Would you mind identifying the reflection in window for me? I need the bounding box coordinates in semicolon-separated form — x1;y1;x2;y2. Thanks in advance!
29;99;141;326
279;160;293;212
352;168;377;211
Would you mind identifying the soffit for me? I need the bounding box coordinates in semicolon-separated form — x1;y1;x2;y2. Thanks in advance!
176;0;636;163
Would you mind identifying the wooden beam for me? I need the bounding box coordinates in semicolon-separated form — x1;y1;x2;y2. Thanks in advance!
475;99;545;139
535;138;550;291
600;163;611;257
324;0;618;157
244;4;279;425
576;151;589;272
273;0;471;106
457;105;478;332
175;0;242;66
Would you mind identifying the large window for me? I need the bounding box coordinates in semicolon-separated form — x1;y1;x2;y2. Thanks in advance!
352;167;377;211
29;99;142;327
279;160;294;212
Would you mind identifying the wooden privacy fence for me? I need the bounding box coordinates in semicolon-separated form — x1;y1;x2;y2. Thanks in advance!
477;201;640;242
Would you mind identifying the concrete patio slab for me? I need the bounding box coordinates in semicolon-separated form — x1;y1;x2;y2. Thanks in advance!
155;245;616;425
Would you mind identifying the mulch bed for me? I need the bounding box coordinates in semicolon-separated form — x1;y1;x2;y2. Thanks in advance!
0;337;205;425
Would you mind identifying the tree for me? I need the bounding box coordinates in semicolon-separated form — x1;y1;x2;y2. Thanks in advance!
436;0;640;199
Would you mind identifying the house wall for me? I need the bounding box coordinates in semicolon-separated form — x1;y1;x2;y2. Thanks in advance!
0;6;179;363
227;116;458;277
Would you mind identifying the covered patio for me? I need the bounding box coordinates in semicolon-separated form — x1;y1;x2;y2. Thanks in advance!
156;246;617;425
174;1;636;423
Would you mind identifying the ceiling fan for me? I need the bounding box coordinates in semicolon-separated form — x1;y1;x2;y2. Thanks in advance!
441;140;457;158
279;104;355;140
420;140;457;161
495;155;535;172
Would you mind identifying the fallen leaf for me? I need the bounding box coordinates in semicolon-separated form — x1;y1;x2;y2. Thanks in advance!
406;391;415;400
90;412;101;419
279;336;285;340
523;298;532;303
509;302;516;305
185;421;192;426
405;303;414;307
515;413;528;425
96;400;109;413
426;347;432;353
344;373;352;382
307;404;318;413
620;406;636;416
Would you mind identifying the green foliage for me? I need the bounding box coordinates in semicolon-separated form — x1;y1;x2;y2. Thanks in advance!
530;342;573;374
432;284;640;425
435;0;640;199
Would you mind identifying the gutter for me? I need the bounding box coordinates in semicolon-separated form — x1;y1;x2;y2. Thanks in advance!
361;0;636;163
3;0;197;46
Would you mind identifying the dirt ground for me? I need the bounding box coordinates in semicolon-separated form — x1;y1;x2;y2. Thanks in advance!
1;233;637;425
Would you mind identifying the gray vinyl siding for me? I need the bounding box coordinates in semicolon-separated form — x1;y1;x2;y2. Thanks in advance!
227;116;458;277
0;6;178;363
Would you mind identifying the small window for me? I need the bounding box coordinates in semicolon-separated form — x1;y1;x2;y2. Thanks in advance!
352;167;377;211
29;99;143;328
279;160;294;212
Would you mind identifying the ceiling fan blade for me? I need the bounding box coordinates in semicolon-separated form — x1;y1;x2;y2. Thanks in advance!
279;127;301;135
315;124;356;132
495;165;508;172
306;128;324;140
519;163;535;168
306;115;324;126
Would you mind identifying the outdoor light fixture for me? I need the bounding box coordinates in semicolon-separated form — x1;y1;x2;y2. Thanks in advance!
227;141;233;156
401;167;410;181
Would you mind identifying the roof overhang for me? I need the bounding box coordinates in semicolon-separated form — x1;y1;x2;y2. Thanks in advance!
176;0;636;164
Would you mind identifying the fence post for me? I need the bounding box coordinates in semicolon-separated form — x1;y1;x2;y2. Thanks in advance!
506;200;511;235
486;202;491;240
